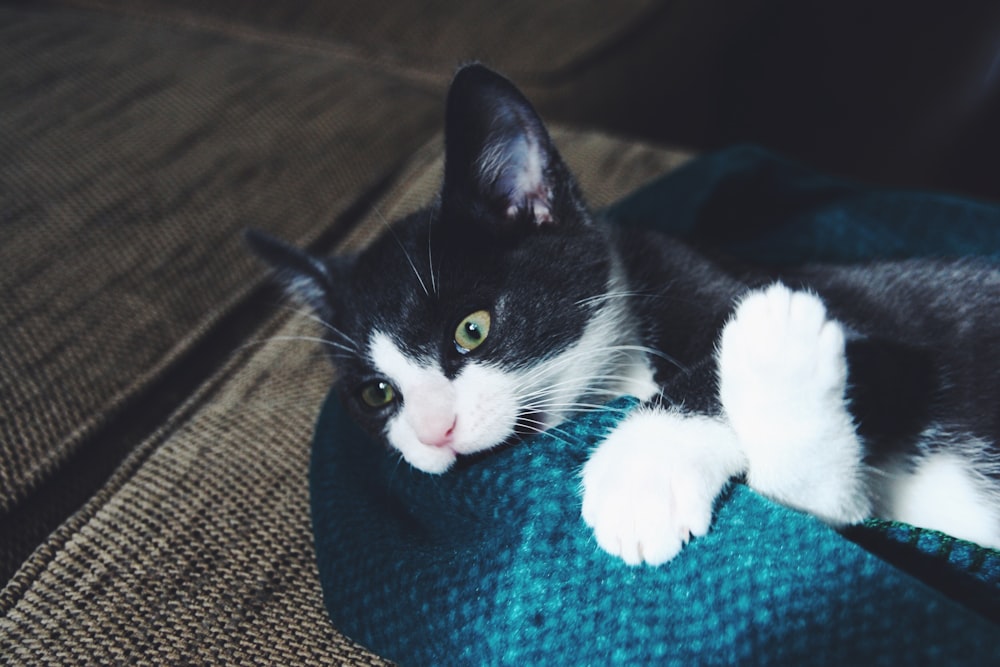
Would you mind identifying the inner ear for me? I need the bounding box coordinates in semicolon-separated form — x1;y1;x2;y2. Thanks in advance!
442;65;565;231
475;118;553;224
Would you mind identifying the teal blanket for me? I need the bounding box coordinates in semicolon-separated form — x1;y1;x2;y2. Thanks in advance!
311;146;1000;665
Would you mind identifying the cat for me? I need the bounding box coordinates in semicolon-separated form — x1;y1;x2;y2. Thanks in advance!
247;64;1000;566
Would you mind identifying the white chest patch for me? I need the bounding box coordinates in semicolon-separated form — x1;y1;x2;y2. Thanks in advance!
511;305;657;434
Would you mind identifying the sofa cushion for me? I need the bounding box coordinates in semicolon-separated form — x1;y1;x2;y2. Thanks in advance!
59;0;661;79
0;128;690;663
0;4;441;527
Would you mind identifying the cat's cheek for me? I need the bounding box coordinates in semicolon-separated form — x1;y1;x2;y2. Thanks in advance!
448;363;521;454
376;363;522;471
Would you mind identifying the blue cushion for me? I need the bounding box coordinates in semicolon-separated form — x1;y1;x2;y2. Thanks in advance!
312;146;1000;664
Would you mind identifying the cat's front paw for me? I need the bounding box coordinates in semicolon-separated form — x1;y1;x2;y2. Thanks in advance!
581;409;744;566
717;283;869;524
719;283;847;419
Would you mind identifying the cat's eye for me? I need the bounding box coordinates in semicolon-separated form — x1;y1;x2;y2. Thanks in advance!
359;380;396;409
454;310;491;354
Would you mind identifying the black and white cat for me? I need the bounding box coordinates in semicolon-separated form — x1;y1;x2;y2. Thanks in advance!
248;64;1000;565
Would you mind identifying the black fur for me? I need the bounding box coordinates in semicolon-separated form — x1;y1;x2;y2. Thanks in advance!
249;64;1000;496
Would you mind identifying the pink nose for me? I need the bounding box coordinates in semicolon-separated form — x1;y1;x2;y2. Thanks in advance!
418;417;457;448
404;375;459;448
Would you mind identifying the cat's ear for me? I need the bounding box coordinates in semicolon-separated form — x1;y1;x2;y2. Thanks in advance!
441;64;587;235
244;229;340;318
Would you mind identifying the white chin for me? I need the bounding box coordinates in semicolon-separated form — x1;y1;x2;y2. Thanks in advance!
402;445;457;475
401;429;516;474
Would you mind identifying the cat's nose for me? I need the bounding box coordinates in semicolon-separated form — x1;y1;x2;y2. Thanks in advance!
418;417;457;449
403;376;458;448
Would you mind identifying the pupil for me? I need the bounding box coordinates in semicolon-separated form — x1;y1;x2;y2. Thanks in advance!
465;322;480;340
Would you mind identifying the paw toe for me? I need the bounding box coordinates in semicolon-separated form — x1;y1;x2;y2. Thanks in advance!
587;493;683;566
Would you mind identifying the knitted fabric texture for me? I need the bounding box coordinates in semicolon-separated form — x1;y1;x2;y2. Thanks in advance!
312;146;1000;665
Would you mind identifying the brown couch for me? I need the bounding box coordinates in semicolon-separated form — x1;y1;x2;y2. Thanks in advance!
3;1;998;663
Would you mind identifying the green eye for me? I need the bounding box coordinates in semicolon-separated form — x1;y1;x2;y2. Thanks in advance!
454;310;491;353
360;380;396;408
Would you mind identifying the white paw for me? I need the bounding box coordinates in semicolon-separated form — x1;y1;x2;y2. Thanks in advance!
719;283;847;422
581;409;744;566
717;283;869;524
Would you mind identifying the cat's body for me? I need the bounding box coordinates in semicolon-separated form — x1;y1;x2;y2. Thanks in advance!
248;64;1000;565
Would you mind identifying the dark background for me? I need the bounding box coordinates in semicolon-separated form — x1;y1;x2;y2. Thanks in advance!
545;0;1000;203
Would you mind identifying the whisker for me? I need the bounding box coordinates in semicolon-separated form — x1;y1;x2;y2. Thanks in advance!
594;343;686;373
278;304;362;352
238;334;359;360
426;210;438;296
516;406;631;433
574;287;699;309
520;398;629;413
267;334;354;351
508;342;679;396
513;418;579;445
515;373;650;396
384;450;411;494
373;206;430;298
574;291;657;308
514;396;633;432
516;389;637;413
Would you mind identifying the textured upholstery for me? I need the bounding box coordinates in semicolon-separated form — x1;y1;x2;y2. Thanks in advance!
8;0;995;662
0;5;441;513
1;2;696;660
58;0;660;78
0;119;689;661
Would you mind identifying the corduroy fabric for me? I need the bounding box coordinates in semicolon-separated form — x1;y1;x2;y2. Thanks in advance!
58;0;660;80
0;128;687;663
0;4;442;520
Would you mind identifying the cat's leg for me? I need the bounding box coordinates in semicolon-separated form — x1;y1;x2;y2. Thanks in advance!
717;283;871;525
877;435;1000;549
580;407;747;565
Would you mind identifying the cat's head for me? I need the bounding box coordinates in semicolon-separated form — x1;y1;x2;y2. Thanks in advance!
248;65;630;473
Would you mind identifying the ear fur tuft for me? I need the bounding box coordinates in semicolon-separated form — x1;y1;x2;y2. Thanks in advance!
441;64;586;235
244;228;336;316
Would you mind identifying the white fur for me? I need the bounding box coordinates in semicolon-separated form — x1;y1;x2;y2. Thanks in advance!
589;254;659;402
510;137;552;223
616;352;659;402
287;274;328;311
368;257;657;474
581;408;747;566
882;450;1000;549
503;257;657;434
477;136;552;224
514;311;657;433
580;282;999;563
369;332;519;473
717;284;871;525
